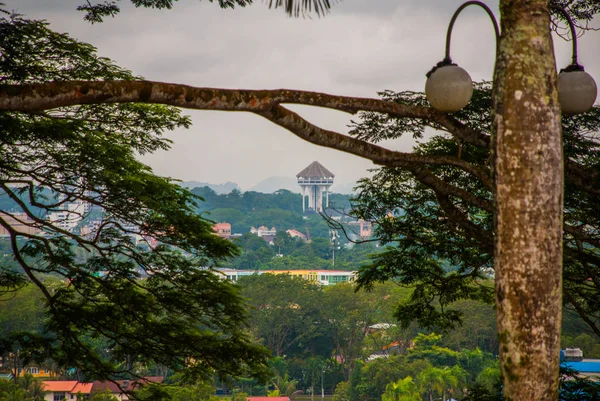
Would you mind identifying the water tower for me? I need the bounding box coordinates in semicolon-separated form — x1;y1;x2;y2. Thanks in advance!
297;161;334;212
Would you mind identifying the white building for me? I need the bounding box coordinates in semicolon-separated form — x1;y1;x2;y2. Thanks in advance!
297;161;334;213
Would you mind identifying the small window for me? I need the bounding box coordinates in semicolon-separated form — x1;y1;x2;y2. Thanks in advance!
28;367;39;374
54;392;66;401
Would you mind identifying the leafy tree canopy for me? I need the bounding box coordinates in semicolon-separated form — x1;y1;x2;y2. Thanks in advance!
0;9;269;389
347;82;600;337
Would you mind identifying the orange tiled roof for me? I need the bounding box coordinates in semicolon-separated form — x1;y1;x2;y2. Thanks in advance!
42;381;79;392
72;383;93;394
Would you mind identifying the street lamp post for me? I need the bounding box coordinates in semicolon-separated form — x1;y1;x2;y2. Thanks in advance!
421;2;597;400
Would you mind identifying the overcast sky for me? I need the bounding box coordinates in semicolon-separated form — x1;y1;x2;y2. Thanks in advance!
10;0;600;191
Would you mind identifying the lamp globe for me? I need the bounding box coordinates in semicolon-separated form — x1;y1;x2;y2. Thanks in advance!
558;69;597;114
425;65;473;113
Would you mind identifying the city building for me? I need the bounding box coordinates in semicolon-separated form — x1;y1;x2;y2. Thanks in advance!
297;161;334;213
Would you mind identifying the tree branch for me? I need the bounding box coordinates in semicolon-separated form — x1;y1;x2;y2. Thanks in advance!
0;80;488;147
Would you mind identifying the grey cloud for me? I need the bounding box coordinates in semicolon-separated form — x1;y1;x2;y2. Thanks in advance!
7;0;599;189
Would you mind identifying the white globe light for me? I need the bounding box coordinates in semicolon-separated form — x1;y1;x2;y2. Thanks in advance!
558;70;597;114
425;65;473;113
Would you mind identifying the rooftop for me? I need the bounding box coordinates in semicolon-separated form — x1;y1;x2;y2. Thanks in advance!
296;161;335;179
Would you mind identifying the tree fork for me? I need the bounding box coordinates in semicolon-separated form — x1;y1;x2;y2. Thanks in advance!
494;1;563;399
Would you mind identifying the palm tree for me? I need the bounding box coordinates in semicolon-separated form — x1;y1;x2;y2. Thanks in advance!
417;366;468;401
476;365;502;393
17;373;47;401
381;377;420;401
272;373;297;397
417;368;446;401
0;387;26;401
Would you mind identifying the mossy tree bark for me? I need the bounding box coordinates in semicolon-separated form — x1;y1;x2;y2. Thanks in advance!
494;1;563;400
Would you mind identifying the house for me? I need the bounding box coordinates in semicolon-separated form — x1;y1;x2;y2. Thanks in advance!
250;226;277;237
42;381;92;401
42;377;163;401
213;222;232;239
19;366;58;379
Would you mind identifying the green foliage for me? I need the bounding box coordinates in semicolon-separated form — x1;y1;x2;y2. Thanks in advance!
350;82;600;337
231;390;248;401
239;274;323;357
381;377;419;401
331;381;351;401
0;374;46;401
0;11;269;385
475;365;501;394
89;390;119;401
559;365;600;401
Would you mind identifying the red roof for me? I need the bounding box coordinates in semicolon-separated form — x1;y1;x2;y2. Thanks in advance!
72;383;93;394
42;381;79;392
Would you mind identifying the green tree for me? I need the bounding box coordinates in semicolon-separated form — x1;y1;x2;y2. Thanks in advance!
381;377;419;401
475;365;501;395
416;365;465;401
321;283;378;381
416;367;446;401
239;274;322;357
0;10;269;387
331;381;351;401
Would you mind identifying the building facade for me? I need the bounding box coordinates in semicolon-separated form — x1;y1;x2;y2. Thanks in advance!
217;268;356;286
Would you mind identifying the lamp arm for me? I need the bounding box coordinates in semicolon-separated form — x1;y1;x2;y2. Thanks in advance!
444;1;500;63
551;6;581;70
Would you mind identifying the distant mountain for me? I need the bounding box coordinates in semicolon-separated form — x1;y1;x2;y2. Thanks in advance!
180;178;356;195
247;176;300;193
180;181;240;194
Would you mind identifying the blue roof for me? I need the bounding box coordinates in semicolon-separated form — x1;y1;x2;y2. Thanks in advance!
564;361;600;373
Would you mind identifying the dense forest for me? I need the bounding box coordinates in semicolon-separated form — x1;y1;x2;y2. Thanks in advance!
0;275;598;400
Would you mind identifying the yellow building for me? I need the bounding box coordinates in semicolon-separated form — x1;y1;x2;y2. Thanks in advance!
263;269;319;282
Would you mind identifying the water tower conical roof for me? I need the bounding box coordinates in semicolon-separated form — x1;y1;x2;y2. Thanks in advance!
296;161;335;179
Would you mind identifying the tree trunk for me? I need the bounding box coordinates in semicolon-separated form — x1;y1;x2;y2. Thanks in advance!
494;1;563;400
